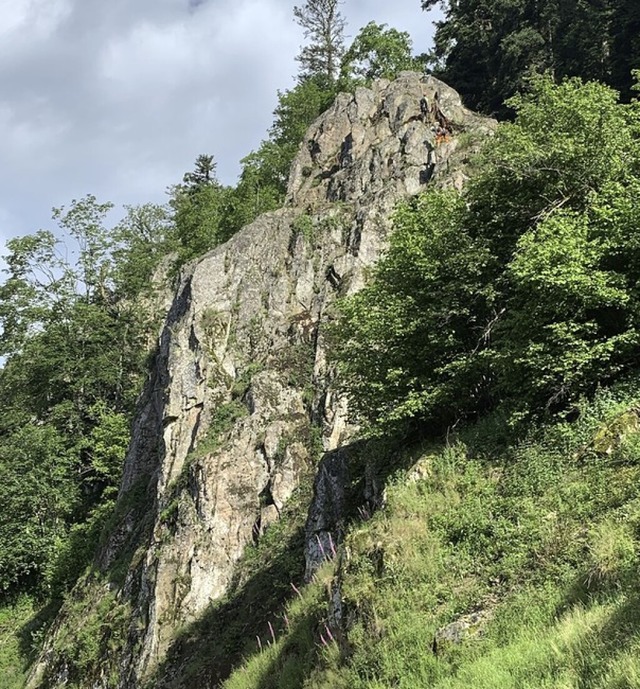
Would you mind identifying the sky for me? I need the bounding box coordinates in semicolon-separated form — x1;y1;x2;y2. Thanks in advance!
0;0;441;256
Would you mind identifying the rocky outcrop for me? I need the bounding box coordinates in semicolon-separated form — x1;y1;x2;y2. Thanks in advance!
304;448;349;580
28;72;495;688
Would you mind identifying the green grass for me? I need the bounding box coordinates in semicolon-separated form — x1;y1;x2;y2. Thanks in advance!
49;585;131;688
0;595;61;689
218;382;640;689
0;597;38;689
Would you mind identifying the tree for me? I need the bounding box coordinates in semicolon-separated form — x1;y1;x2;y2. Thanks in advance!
610;0;640;99
0;195;170;595
0;426;76;592
112;202;175;299
335;190;494;431
182;153;217;191
335;76;640;432
0;230;74;355
340;22;424;87
169;154;233;264
422;0;556;116
422;0;639;116
52;195;115;304
294;0;346;83
211;4;345;239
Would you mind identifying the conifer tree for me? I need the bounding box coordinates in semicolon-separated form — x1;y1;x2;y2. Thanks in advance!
294;0;346;83
182;153;217;191
422;0;640;115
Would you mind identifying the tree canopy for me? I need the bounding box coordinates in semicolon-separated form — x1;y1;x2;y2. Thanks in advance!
423;0;640;117
339;22;424;87
0;196;171;596
335;76;640;434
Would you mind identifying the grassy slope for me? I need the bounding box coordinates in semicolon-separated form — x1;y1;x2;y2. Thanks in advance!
220;380;640;689
0;597;61;689
0;598;37;688
3;384;640;688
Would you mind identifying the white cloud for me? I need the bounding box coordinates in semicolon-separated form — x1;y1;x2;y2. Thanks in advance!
0;0;441;250
98;0;295;99
0;0;71;44
0;101;69;165
100;21;199;93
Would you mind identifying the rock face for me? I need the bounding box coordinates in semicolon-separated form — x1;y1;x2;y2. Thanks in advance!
28;73;495;688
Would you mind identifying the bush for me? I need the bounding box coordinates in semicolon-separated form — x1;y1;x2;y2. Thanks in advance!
334;76;640;432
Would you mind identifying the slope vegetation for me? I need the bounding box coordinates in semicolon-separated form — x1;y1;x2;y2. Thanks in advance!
221;382;640;689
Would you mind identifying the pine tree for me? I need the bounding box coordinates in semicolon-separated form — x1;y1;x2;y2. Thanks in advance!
294;0;346;83
182;153;217;191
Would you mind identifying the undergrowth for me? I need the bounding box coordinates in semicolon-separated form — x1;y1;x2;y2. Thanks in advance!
0;597;42;689
219;381;640;689
0;477;153;689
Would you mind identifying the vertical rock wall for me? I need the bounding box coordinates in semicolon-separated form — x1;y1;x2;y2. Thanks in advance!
28;73;495;689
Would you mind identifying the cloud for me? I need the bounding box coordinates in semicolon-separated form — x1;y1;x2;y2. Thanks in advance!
0;0;72;45
0;0;440;248
0;101;69;164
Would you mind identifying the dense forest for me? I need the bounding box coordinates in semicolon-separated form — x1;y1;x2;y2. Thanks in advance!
3;0;640;687
424;0;640;116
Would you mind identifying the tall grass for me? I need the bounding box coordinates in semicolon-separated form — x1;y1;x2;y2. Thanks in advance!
220;381;640;689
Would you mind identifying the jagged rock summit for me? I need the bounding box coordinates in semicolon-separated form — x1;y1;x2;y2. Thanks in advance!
28;72;495;689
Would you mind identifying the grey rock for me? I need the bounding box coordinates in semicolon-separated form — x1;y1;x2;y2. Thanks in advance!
304;448;348;580
433;609;493;654
28;73;495;689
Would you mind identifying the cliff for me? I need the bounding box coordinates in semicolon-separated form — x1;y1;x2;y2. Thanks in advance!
27;72;495;688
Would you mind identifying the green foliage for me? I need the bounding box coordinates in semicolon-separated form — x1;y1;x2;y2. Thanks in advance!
335;189;494;430
292;213;315;244
271;77;336;170
585;518;636;588
423;0;640;116
0;195;167;598
0;426;76;593
221;382;640;689
196;400;249;458
0;597;44;689
169;156;234;265
231;362;265;400
111;202;175;299
0;229;74;355
51;195;116;304
183;153;217;188
335;76;640;432
274;341;316;391
497;209;635;412
85;405;131;488
51;585;131;688
340;22;424;87
223;146;287;234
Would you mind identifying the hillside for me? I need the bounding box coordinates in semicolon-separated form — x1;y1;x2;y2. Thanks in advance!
221;383;640;689
21;73;493;689
5;67;640;689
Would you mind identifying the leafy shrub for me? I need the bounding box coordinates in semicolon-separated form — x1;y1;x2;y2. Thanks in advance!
585;519;636;589
335;76;640;433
